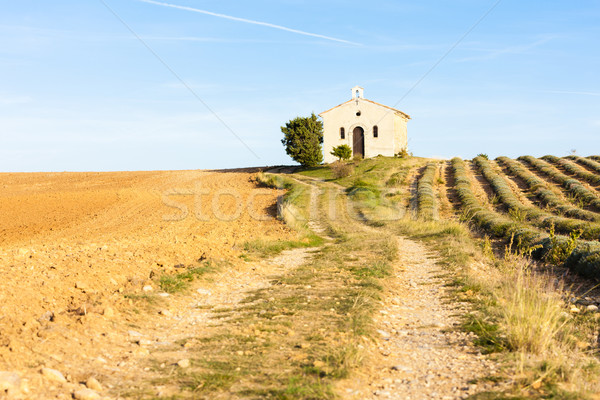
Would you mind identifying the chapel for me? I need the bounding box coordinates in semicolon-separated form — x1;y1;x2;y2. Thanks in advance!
320;86;410;163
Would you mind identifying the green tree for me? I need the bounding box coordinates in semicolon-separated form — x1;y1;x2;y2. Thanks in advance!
330;144;352;161
280;113;323;167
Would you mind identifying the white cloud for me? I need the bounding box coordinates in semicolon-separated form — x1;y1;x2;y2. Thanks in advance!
138;0;360;46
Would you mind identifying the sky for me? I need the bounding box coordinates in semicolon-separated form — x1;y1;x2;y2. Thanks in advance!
0;0;599;172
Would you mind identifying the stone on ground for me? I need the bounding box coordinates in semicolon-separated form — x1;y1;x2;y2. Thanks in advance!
41;367;67;383
73;387;101;400
0;371;21;393
86;377;103;391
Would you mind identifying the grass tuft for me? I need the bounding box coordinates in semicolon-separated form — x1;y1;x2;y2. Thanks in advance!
243;234;323;258
158;262;216;294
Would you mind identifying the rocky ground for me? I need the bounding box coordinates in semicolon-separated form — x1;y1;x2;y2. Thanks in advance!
337;237;502;399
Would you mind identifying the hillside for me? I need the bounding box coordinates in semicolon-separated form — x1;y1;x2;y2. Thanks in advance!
1;156;600;399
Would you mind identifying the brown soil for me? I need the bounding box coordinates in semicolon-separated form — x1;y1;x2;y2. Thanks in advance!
520;160;600;211
488;161;535;208
465;162;495;209
444;161;461;214
574;158;600;176
436;163;454;220
0;169;295;398
496;162;546;203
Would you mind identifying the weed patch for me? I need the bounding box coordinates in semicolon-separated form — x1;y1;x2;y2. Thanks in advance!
242;234;323;258
158;262;217;294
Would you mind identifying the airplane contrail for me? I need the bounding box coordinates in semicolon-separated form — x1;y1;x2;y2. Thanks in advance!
138;0;359;46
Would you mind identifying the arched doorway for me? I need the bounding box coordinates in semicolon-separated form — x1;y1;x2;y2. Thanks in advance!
352;126;364;158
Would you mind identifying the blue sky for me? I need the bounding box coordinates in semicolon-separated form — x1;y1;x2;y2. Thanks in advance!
0;1;598;171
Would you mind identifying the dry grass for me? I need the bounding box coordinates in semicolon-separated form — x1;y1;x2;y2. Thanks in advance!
493;254;600;396
498;258;568;355
330;161;354;179
395;220;600;397
338;156;600;398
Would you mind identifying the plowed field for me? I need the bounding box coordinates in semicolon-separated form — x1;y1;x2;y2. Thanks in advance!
0;169;293;383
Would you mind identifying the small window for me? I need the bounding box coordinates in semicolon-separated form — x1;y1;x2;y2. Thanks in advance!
340;127;345;139
356;111;361;117
373;125;378;138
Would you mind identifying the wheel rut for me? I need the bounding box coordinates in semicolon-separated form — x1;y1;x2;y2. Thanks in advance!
335;234;501;399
